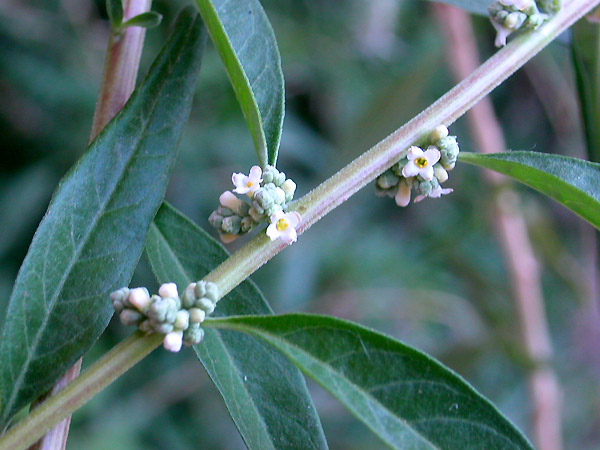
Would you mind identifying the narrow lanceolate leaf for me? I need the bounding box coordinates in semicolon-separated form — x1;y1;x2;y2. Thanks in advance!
194;0;285;167
145;203;328;450
459;151;600;230
572;20;600;162
206;314;535;450
0;9;206;425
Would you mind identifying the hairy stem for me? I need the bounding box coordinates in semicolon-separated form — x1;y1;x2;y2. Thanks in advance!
28;2;151;450
431;6;563;450
1;0;598;447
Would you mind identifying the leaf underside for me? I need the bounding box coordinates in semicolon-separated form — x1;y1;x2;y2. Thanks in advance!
194;0;285;167
0;8;206;424
459;151;600;230
206;314;535;450
145;203;328;450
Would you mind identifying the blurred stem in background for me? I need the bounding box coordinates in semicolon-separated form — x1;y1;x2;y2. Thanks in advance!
431;5;563;450
28;1;151;449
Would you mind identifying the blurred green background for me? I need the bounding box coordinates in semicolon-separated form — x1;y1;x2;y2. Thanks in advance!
1;0;598;449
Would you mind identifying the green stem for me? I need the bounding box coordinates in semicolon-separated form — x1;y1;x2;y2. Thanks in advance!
1;0;598;447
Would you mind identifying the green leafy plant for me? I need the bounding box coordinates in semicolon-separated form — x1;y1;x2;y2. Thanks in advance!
0;0;599;449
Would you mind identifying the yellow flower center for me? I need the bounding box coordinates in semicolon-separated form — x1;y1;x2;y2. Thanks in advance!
415;157;428;169
246;181;253;187
276;218;289;232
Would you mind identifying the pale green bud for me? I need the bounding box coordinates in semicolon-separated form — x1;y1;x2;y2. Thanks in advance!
219;206;234;217
222;215;242;235
128;287;151;313
208;211;223;229
110;287;130;307
148;296;168;323
241;215;255;233
430;125;449;143
181;283;197;308
195;297;215;314
274;187;286;205
183;324;205;346
139;319;153;333
174;310;190;330
189;308;206;324
204;282;219;303
120;309;144;326
155;323;174;334
261;166;279;184
418;180;433;197
281;179;296;201
434;165;449;183
376;170;400;189
374;183;397;198
248;206;264;222
194;280;207;298
274;172;286;187
505;11;525;29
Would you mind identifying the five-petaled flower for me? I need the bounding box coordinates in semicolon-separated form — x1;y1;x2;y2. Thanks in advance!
402;146;440;181
232;165;262;196
266;210;302;244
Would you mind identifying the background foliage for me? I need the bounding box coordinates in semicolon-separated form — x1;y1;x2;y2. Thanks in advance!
0;0;598;449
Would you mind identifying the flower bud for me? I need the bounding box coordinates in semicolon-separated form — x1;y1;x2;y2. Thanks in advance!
110;287;130;305
182;283;197;308
120;309;144;326
194;280;207;298
189;307;206;324
204;282;219;303
274;187;286;205
174;310;190;330
128;287;151;312
281;179;296;201
262;165;279;184
158;283;178;299
430;125;449;143
183;325;205;346
434;165;449;183
155;323;174;334
208;211;223;229
222;215;242;234
163;331;183;352
219;191;243;211
195;297;216;314
376;170;400;189
274;172;287;187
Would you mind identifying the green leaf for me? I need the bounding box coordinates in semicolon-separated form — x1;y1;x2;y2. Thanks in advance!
122;11;163;30
427;0;489;16
0;9;206;425
194;0;285;167
145;203;328;450
106;0;123;27
459;151;600;230
206;314;535;450
572;19;600;162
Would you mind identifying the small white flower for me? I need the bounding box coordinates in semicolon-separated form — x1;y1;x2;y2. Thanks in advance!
492;22;512;47
232;166;262;195
402;146;440;181
266;210;302;244
394;178;413;207
158;283;178;299
499;0;534;10
163;330;184;352
414;186;454;203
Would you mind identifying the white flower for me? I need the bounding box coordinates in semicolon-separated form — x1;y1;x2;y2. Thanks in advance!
414;186;454;203
163;330;183;352
499;0;534;10
266;210;302;244
394;178;413;207
402;146;441;181
232;166;262;196
492;22;512;47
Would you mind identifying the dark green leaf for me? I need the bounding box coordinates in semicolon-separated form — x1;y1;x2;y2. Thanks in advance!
145;203;328;450
206;314;535;450
106;0;123;27
194;0;285;167
459;151;600;230
122;11;163;30
0;9;206;425
572;20;600;162
428;0;489;16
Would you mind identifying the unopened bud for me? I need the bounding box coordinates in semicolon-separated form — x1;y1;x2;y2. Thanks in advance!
163;331;183;352
158;283;178;299
128;287;151;312
430;125;449;143
189;307;206;323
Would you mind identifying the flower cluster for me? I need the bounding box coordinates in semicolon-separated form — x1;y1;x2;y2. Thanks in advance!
110;280;219;352
209;165;301;244
488;0;560;47
375;125;458;206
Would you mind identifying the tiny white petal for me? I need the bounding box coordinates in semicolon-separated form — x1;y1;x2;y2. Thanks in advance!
248;165;263;180
421;165;435;181
266;222;280;241
414;194;427;203
163;331;183;352
423;147;441;165
158;282;178;299
219;191;242;211
402;162;420;178
406;146;424;160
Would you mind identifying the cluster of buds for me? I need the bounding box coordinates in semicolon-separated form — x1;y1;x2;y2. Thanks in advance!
375;125;458;206
488;0;560;47
209;165;301;244
110;280;219;352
